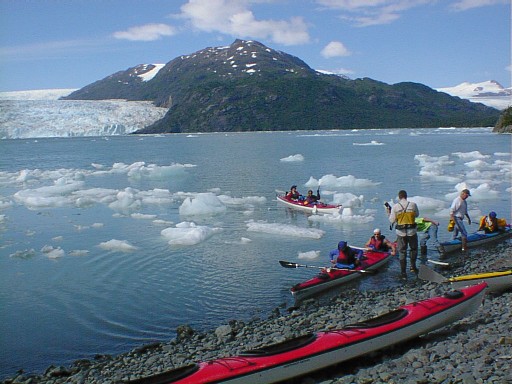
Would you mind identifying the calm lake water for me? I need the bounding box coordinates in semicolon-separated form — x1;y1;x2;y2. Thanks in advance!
0;128;510;378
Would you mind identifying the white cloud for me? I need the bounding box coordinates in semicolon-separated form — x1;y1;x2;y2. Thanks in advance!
179;0;310;45
113;23;176;41
450;0;508;11
321;41;351;58
316;0;508;26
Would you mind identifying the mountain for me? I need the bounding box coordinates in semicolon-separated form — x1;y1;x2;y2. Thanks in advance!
437;81;511;110
63;39;500;133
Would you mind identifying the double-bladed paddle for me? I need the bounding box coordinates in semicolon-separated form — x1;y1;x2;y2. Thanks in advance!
351;245;392;254
279;260;376;274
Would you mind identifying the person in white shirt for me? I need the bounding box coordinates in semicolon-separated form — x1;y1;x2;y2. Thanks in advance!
449;188;472;252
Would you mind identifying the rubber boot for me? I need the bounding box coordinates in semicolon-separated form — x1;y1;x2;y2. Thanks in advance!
400;259;407;279
420;245;428;256
461;237;467;252
410;253;418;274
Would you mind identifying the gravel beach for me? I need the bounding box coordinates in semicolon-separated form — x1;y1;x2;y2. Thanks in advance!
3;242;511;384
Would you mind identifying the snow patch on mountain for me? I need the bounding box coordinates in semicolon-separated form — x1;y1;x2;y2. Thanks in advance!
136;64;165;82
436;80;511;110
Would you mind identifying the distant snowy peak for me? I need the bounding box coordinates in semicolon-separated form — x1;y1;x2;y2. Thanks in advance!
437;80;510;98
437;80;511;110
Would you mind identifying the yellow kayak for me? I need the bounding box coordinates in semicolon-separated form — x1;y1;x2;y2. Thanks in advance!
419;265;512;293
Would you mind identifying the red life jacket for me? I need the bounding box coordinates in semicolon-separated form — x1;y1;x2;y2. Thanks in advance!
368;235;389;251
337;249;355;265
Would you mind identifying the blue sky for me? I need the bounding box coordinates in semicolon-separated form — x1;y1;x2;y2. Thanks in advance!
0;0;509;92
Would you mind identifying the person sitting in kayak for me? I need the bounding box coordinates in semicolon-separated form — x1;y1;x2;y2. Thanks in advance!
304;189;321;205
478;211;499;233
365;228;396;256
329;241;363;269
286;185;301;201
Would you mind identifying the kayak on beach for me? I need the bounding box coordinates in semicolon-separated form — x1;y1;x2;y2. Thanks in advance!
440;226;511;255
276;195;342;214
128;283;486;384
419;265;512;293
284;249;394;300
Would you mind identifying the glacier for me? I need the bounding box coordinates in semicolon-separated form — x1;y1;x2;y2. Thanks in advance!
0;89;168;139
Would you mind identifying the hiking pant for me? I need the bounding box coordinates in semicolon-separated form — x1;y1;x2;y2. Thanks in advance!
397;233;418;262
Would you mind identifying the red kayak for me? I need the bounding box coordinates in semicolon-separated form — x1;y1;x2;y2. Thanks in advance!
276;195;341;214
129;283;486;384
289;250;394;300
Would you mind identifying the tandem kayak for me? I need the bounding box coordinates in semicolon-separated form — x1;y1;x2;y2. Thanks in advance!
276;195;341;214
289;250;394;300
129;283;486;384
440;226;511;254
419;265;512;293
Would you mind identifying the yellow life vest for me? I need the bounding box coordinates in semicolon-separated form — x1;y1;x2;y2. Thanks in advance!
395;202;417;230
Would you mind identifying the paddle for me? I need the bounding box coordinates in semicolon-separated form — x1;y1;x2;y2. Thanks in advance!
427;259;450;267
351;245;391;254
418;264;448;283
279;260;377;274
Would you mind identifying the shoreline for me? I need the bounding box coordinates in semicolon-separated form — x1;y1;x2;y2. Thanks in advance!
2;242;511;384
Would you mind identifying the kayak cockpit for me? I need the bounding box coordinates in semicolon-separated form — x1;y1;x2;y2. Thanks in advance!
240;333;317;356
343;308;408;329
127;363;199;384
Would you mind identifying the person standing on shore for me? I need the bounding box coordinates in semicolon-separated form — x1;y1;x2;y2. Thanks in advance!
415;217;445;256
449;189;471;252
387;190;419;278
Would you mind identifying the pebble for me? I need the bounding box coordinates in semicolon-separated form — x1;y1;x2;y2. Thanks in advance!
2;243;511;384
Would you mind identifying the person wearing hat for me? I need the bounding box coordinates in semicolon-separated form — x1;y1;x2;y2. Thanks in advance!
449;188;472;251
478;211;499;234
329;241;364;269
364;228;396;255
285;185;301;201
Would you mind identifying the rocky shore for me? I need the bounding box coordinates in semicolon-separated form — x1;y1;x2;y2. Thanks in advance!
3;243;511;384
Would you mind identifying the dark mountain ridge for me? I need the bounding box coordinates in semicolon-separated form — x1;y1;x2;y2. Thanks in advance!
63;39;500;133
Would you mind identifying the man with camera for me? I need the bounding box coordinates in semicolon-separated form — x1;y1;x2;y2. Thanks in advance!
386;190;419;279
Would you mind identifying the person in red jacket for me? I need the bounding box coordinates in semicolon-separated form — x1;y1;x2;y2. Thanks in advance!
365;228;396;255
